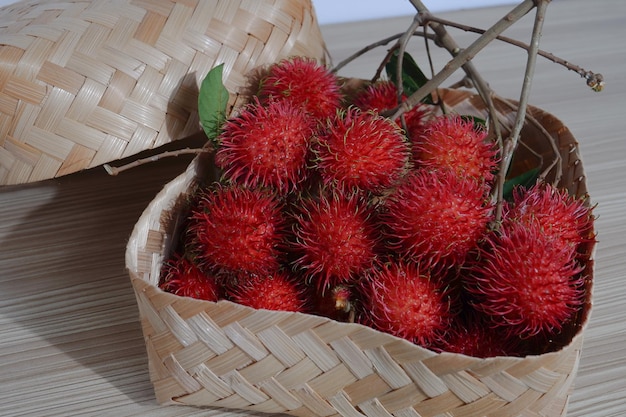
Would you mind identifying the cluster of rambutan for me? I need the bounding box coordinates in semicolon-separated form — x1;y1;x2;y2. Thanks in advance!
159;57;595;358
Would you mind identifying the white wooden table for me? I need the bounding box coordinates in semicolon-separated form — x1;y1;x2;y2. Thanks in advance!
1;0;625;415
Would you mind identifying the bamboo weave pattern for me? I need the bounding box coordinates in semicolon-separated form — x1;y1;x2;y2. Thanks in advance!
126;89;594;417
0;0;327;185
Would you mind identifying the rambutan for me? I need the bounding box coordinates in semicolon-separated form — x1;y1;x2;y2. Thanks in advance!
352;80;430;140
358;261;452;347
412;114;498;183
314;108;410;193
291;190;379;291
435;315;522;358
215;98;314;193
467;218;585;338
258;56;342;120
505;182;595;249
352;80;400;114
382;169;493;267
159;255;220;301
189;184;286;276
227;271;309;313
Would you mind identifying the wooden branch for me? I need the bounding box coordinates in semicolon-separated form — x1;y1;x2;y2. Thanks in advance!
423;13;604;92
494;0;550;222
407;0;505;145
331;32;423;74
104;148;207;176
389;0;536;121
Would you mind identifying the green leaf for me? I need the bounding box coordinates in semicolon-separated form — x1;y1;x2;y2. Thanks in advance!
385;50;433;104
198;63;229;145
460;115;487;131
503;167;540;201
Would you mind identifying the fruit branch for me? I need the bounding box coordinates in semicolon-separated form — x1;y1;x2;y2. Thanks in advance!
103;148;207;176
331;33;424;75
391;13;426;133
421;13;605;92
332;15;604;94
394;14;423;102
501;97;563;184
406;0;505;147
390;0;535;121
493;0;549;221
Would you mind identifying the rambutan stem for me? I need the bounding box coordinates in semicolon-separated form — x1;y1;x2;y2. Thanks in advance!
497;97;563;185
421;14;604;92
494;0;550;222
394;14;423;103
104;148;208;176
333;22;603;93
391;0;536;121
332;33;419;75
392;14;426;133
406;2;504;149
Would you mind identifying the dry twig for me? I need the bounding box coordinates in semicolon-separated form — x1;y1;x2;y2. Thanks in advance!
391;0;536;121
104;148;207;176
493;0;550;221
422;13;604;92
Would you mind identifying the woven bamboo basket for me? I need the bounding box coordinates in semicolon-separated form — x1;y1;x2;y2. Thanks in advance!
0;0;327;185
126;87;595;417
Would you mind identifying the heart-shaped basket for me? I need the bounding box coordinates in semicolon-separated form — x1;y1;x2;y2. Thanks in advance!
126;87;594;417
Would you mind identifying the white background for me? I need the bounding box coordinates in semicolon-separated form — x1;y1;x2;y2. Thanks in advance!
313;0;518;24
0;0;518;24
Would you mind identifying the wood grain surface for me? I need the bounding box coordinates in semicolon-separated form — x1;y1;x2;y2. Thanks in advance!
1;0;624;416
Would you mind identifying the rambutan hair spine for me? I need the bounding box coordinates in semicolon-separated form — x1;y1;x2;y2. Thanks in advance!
466;217;587;339
214;97;317;194
356;260;456;348
187;183;289;277
380;168;495;269
224;270;311;313
288;187;382;293
313;107;412;195
257;56;343;121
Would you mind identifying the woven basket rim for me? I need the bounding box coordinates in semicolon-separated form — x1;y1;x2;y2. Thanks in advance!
125;87;594;416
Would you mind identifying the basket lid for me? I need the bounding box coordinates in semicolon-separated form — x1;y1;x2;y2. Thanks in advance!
0;0;328;185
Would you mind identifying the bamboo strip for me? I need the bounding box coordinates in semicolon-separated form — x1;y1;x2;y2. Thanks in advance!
0;0;328;185
125;89;593;416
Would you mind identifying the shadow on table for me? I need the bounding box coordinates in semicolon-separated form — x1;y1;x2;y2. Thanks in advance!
0;133;206;408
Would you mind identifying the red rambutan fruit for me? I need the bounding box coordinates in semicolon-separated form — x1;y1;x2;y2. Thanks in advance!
435;316;522;358
189;184;286;276
413;114;498;183
352;80;400;113
314;108;410;193
382;169;494;267
467;218;585;338
505;182;595;249
215;98;314;193
358;261;452;347
227;271;308;313
352;80;430;140
159;255;220;301
291;190;379;291
258;56;342;120
401;106;431;143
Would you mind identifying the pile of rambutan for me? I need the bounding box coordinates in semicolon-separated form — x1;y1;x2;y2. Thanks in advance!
159;57;595;358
